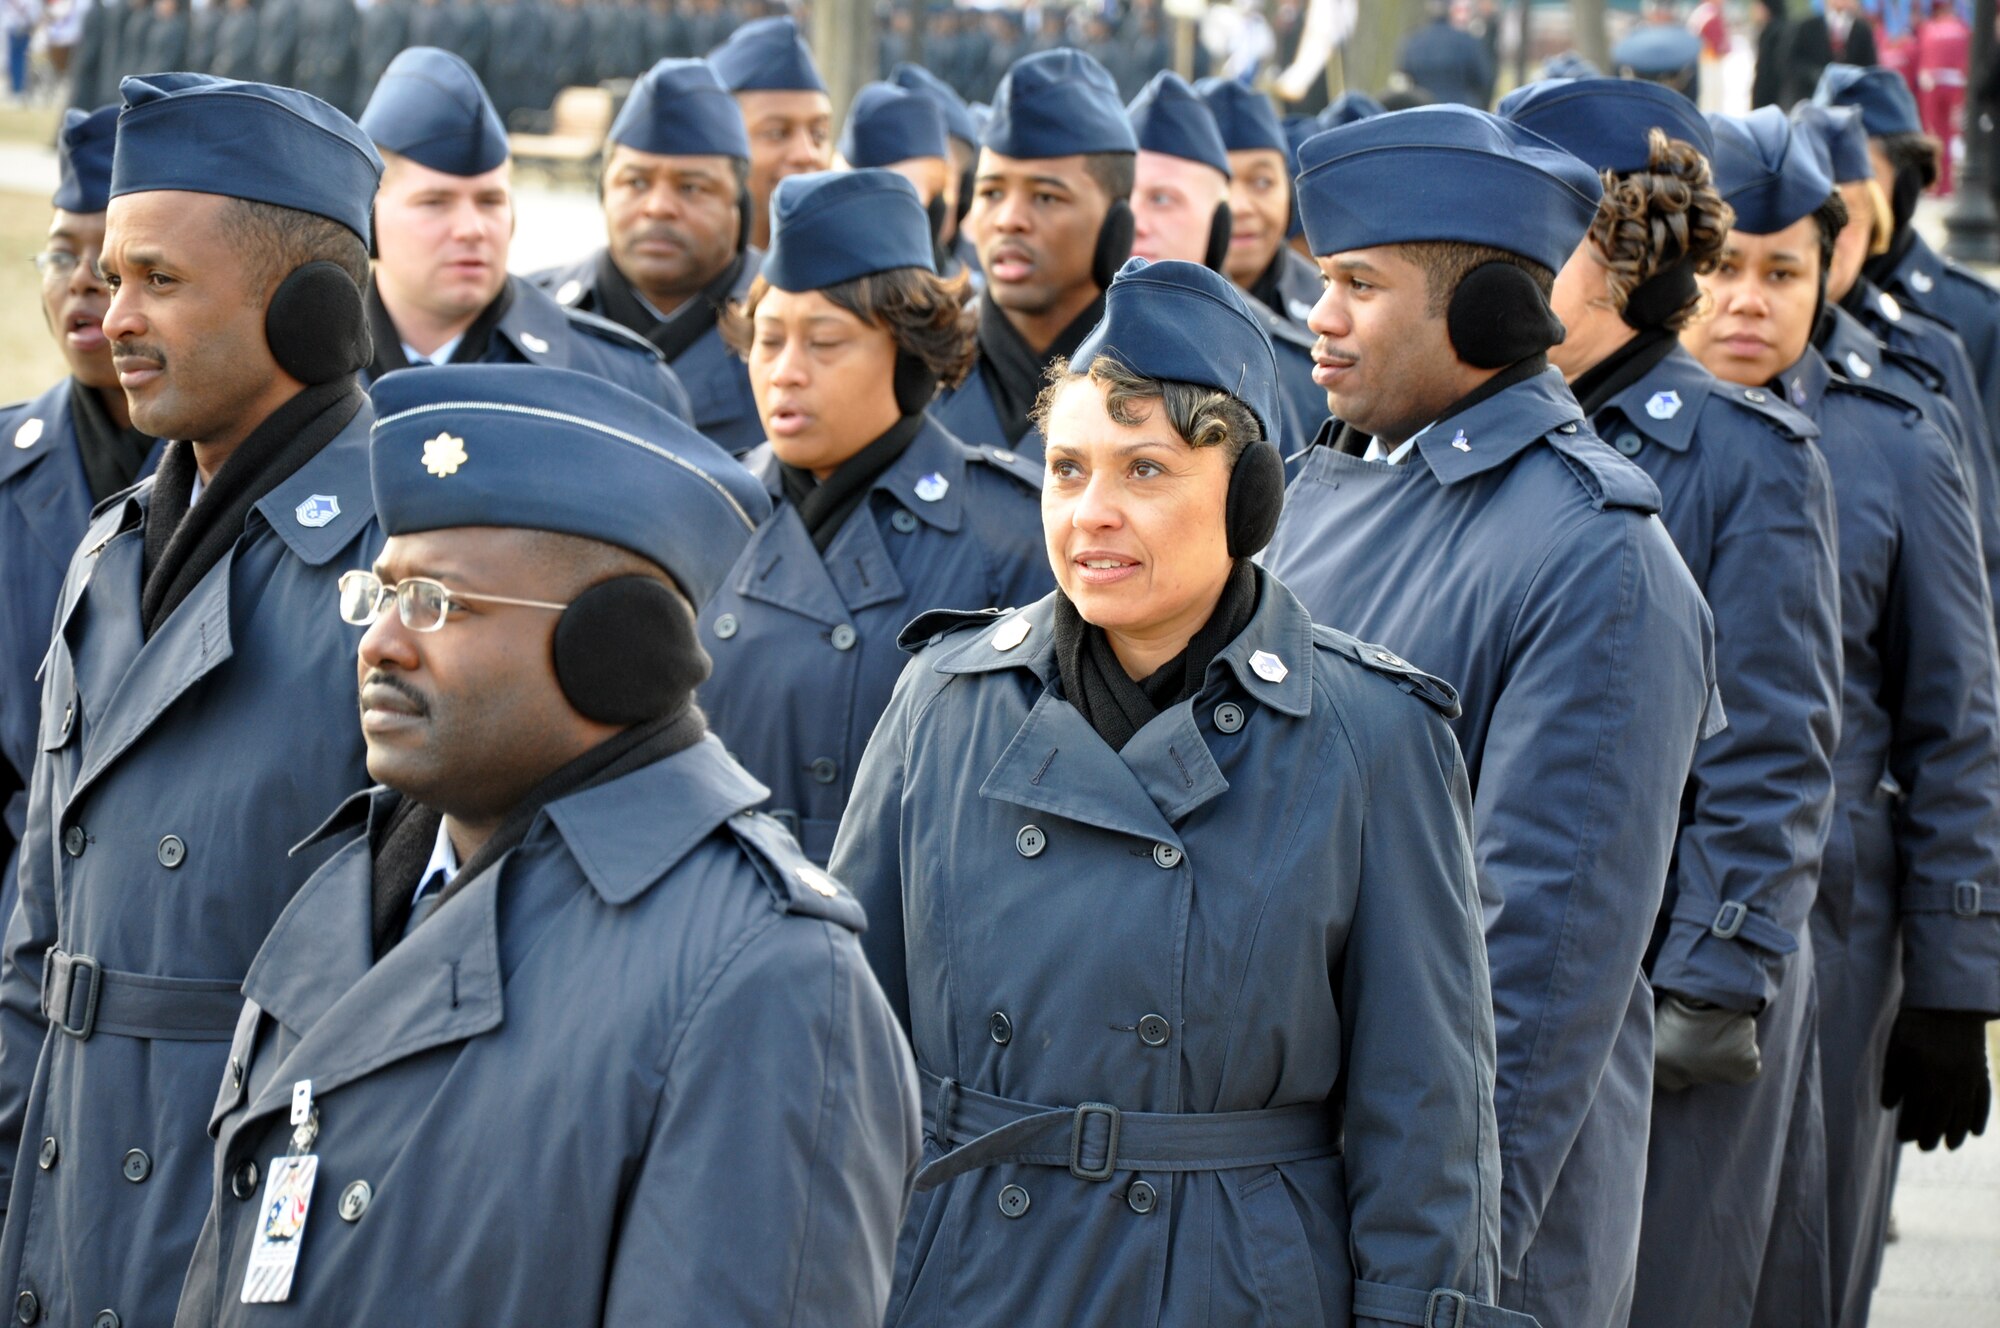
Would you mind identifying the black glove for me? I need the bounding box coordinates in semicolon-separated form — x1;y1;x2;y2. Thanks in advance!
1654;993;1762;1092
1881;1007;1992;1151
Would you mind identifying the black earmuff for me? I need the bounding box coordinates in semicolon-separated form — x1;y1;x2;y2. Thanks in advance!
927;194;953;271
1445;261;1566;370
893;350;939;417
366;204;378;260
1224;439;1286;558
1091;198;1136;291
1202;201;1233;273
956;163;975;228
736;186;755;253
266;261;371;385
552;576;710;726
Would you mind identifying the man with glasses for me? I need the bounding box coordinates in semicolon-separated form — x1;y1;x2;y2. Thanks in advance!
0;107;161;899
174;363;921;1325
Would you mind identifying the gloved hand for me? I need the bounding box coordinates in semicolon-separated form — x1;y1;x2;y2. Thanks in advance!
1654;993;1761;1092
1881;1007;1992;1151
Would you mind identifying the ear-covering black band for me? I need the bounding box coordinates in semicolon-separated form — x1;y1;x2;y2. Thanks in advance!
1620;259;1698;332
552;576;710;726
266;262;371;384
893;350;939;416
1447;261;1566;370
1091;199;1136;291
1224;439;1285;557
1203;201;1233;273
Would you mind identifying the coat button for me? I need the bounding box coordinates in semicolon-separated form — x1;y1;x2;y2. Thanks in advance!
1127;1180;1157;1214
808;757;839;784
1151;843;1182;869
62;825;85;857
989;1011;1013;1045
1137;1013;1171;1046
14;1291;35;1324
997;1183;1030;1218
890;510;919;534
122;1149;151;1183
230;1159;261;1200
339;1179;372;1222
36;1137;56;1171
92;1312;118;1328
156;835;186;869
1613;431;1643;457
1015;825;1046;858
1213;702;1244;734
830;624;858;651
230;1057;244;1091
712;613;739;640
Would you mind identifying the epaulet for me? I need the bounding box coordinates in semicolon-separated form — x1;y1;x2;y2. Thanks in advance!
1827;373;1928;424
561;305;667;362
1546;426;1663;514
727;810;867;932
966;442;1042;491
1877;342;1948;394
1941;257;2000;301
898;603;1014;652
0;400;45;484
1709;380;1819;442
1310;625;1461;718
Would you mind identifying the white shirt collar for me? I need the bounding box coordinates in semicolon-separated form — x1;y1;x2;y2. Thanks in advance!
410;817;460;914
400;334;465;367
1361;418;1435;465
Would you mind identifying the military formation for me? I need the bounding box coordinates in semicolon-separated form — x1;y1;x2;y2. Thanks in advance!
0;11;1993;1328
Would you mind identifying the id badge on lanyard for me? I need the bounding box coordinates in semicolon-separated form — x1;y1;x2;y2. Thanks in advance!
241;1080;320;1304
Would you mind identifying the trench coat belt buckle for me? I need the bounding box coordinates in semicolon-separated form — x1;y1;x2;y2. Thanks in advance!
40;947;244;1043
914;1067;1342;1193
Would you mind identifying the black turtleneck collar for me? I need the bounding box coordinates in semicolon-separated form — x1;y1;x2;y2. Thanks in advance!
69;379;155;504
1571;329;1679;417
977;292;1105;445
594;246;747;362
778;412;926;553
367;276;514;379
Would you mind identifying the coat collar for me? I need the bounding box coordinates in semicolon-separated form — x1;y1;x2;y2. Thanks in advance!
1776;344;1835;417
748;416;969;536
0;379;75;488
1273;247;1323;327
1885;230;1949;303
250;396;376;567
1411;365;1588;484
494;275;583;368
1594;344;1715;454
1821;304;1888;387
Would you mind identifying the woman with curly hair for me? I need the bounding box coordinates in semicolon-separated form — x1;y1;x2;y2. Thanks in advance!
702;169;1053;865
1500;81;1846;1328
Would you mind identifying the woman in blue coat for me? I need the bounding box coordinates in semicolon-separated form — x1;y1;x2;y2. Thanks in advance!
831;258;1532;1328
699;169;1050;863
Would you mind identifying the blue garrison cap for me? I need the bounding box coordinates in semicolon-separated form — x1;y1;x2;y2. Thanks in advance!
1128;71;1230;177
1814;62;1922;137
369;364;767;606
708;17;826;94
1194;77;1287;155
985;50;1136;158
54;105;118;213
359;47;507;176
1295;104;1602;271
1613;24;1702;80
1791;102;1873;185
1706;107;1834;234
1541;51;1602;80
610;58;748;160
891;61;978;148
764;169;935;291
1318;91;1385;131
111;73;382;241
839;82;948;167
1499;76;1712;175
1071;257;1281;442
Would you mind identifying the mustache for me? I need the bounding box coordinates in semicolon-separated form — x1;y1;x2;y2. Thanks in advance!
114;340;166;366
628;222;693;248
359;670;430;716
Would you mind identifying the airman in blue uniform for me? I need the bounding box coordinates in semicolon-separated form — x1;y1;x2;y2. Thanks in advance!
889;61;984;290
354;48;693;423
1688;108;2000;1328
1503;80;1845;1328
835;255;1535;1328
835;82;956;286
696;170;1049;864
531;58;764;453
0;74;387;1328
1267;106;1721;1328
172;363;920;1326
708;17;833;252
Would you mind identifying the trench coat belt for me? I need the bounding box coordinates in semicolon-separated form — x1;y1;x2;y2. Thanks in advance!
39;947;244;1042
915;1067;1343;1193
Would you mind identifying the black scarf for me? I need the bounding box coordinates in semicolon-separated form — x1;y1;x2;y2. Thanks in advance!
1331;354;1549;456
140;377;363;637
1571;329;1680;417
366;275;514;378
1864;224;1918;293
778;412;925;553
1247;249;1288;320
591;246;747;363
1052;559;1260;751
976;292;1105;445
68;379;155;504
369;704;708;956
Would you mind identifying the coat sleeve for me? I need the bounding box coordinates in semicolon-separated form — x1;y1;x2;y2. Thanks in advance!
602;914;921;1326
1882;431;2000;1016
1649;441;1842;1011
1475;513;1712;1280
1339;694;1537;1328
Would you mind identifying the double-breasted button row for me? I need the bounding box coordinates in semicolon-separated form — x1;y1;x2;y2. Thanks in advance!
230;1159;261;1200
998;1183;1031;1218
122;1149;151;1183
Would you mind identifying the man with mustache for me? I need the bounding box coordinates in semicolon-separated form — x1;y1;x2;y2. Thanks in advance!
0;73;385;1328
0;106;161;898
533;58;762;453
932;49;1137;460
356;48;691;422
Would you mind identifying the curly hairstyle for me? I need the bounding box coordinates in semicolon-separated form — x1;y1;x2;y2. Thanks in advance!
1029;353;1263;462
720;265;977;388
1585;127;1733;331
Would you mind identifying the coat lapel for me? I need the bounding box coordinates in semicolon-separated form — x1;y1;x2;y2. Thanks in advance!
732;502;854;627
979;691;1182;847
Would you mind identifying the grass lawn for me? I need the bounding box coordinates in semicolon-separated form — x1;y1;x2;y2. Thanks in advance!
2;189;68;406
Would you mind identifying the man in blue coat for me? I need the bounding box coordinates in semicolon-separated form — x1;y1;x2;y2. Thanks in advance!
932;49;1137;460
355;48;692;423
1502;79;1846;1328
172;364;920;1325
531;58;764;453
1265;106;1721;1328
0;74;387;1328
708;17;833;252
1685;109;2000;1328
834;82;955;273
889;61;983;289
0;107;162;900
